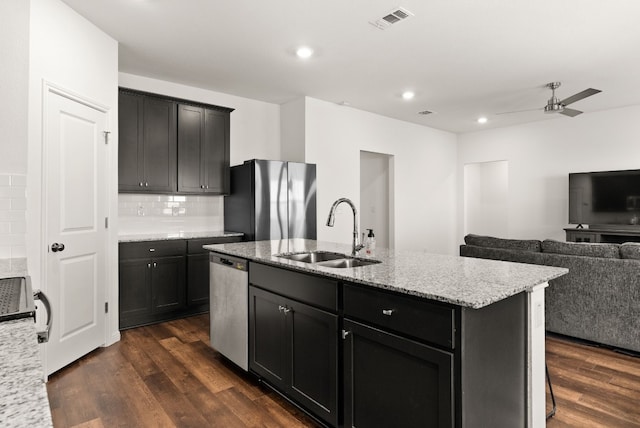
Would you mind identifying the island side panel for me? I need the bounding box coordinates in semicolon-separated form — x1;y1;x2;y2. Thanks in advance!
527;283;548;428
460;291;527;428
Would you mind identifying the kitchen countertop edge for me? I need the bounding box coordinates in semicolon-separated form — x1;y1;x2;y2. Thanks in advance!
203;239;568;309
118;230;243;243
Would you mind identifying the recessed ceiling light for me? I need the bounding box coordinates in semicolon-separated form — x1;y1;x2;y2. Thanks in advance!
402;91;415;100
296;46;314;59
477;117;488;124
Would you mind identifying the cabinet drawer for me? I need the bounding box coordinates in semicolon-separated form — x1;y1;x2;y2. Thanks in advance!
119;239;186;259
343;284;455;349
187;236;242;254
249;263;338;312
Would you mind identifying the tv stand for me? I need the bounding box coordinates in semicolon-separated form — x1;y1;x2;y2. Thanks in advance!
565;226;640;244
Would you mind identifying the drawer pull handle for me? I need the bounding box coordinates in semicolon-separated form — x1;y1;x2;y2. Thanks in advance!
278;305;291;314
149;248;155;252
382;309;394;316
341;330;351;339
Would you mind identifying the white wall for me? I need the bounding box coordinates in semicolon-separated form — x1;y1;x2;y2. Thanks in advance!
305;98;458;255
457;105;640;243
0;0;30;259
463;160;508;237
281;97;306;162
118;73;281;166
0;0;30;175
27;0;119;343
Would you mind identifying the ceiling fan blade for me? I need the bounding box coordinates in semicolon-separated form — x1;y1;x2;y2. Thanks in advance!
559;108;583;117
560;88;601;106
495;107;541;115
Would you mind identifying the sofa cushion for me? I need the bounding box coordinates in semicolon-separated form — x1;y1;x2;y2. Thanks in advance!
541;239;620;259
620;242;640;259
464;234;541;252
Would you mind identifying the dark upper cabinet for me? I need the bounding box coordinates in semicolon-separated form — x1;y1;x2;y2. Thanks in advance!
118;90;177;193
119;88;232;194
177;104;230;194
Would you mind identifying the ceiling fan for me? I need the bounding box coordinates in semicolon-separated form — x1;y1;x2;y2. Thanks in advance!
498;82;601;117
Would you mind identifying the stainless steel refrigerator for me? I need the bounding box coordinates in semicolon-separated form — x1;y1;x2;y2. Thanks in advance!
224;159;317;241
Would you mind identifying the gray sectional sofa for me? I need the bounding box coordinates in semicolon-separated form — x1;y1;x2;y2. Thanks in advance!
460;234;640;353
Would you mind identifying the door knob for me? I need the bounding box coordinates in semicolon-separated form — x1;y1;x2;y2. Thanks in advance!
51;243;65;252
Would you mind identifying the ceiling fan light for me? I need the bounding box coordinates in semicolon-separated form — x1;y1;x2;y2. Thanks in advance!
544;103;564;114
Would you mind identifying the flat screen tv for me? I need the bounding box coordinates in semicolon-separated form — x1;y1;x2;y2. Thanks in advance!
569;169;640;226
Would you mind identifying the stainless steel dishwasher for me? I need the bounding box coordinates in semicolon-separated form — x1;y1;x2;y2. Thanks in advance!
209;252;249;371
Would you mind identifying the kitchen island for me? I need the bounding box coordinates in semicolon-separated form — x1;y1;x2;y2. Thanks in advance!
204;239;567;428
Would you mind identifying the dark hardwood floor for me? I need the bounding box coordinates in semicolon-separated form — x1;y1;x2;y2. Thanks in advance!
47;314;640;427
545;335;640;427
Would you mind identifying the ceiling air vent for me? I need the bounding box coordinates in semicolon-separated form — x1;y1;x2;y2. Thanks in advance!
370;7;414;30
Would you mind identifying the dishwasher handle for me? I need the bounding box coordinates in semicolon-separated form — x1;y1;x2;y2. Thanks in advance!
210;253;248;271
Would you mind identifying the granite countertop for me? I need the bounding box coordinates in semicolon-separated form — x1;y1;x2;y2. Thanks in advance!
0;258;53;427
203;239;568;309
118;230;243;242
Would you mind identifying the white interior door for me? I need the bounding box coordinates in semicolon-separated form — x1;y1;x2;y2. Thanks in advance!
45;90;108;375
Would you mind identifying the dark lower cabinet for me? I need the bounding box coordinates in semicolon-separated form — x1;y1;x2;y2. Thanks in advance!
151;255;186;313
186;253;210;306
186;236;242;308
119;236;241;329
343;319;454;428
249;283;339;427
246;264;527;427
119;241;186;329
119;258;152;321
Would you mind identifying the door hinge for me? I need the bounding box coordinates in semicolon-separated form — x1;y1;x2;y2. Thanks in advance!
105;302;109;313
103;131;110;144
105;217;109;229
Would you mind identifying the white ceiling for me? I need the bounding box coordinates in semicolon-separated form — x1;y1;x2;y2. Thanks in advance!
61;0;640;133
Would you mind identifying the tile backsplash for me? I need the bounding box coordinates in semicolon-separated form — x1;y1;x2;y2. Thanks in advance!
0;174;27;259
118;193;225;235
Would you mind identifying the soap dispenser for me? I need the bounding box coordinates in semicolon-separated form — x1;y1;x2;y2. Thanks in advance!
365;229;376;256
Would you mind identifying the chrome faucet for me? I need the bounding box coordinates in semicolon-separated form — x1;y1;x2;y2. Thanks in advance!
326;198;364;256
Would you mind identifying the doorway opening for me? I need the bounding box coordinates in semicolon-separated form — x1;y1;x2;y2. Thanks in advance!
463;160;508;237
360;151;394;249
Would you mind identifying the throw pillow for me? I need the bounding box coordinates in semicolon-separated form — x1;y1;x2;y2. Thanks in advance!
620;242;640;259
464;234;542;252
541;239;620;259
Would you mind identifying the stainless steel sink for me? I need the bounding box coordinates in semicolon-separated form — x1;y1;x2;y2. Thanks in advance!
316;258;381;268
276;251;347;263
276;251;381;268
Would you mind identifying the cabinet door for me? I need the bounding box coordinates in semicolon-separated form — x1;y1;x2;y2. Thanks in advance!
202;108;230;194
343;319;454;428
143;96;177;192
177;104;205;193
118;91;144;191
289;299;339;427
249;286;287;386
187;253;209;307
151;255;186;313
119;258;152;326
